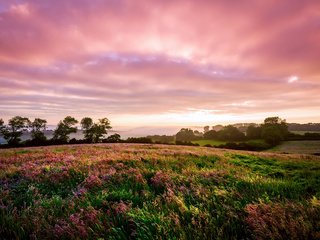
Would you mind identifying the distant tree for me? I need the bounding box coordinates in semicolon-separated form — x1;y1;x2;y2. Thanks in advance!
193;130;202;137
1;116;30;145
217;125;245;141
106;133;121;143
213;125;224;131
203;130;218;140
264;117;283;125
147;135;174;143
176;128;196;142
80;117;93;130
246;125;262;139
29;118;47;143
261;125;283;146
53;116;78;142
81;117;111;143
261;117;288;145
0;118;4;133
204;126;210;133
0;119;5;142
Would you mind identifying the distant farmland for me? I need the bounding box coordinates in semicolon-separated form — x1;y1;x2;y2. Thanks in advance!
268;141;320;155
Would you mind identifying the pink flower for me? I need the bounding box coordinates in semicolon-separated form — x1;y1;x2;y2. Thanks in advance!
150;171;172;190
114;201;131;214
82;175;102;189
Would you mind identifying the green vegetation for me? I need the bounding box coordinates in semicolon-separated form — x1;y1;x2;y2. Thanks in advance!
1;144;319;239
192;139;227;146
0;116;30;145
81;117;112;143
29;118;47;143
53;116;78;142
1;116;320;154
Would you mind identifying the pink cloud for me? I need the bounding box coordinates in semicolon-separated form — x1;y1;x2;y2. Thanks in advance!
0;0;319;124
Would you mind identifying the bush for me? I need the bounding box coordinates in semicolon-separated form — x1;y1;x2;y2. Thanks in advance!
125;137;153;144
175;141;199;146
216;141;271;151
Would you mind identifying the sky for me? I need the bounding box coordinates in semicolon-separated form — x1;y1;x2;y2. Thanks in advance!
0;0;320;128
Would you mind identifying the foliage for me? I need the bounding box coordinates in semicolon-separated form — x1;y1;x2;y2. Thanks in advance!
0;118;4;132
0;116;30;145
29;118;47;143
53;116;78;142
261;117;288;146
246;125;262;139
147;135;175;143
1;144;319;239
203;130;218;140
81;117;112;143
176;128;196;142
105;134;122;143
217;125;245;141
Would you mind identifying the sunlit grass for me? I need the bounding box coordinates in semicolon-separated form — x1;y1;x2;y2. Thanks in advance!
0;144;319;239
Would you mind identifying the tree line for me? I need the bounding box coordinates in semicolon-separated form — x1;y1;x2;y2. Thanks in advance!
176;117;289;146
0;116;119;147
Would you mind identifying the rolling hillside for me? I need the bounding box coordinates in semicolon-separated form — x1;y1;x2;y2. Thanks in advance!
1;144;319;239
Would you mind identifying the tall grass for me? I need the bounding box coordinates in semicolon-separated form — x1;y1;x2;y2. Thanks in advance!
0;144;319;239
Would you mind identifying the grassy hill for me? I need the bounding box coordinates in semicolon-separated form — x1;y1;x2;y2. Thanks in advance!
1;144;320;239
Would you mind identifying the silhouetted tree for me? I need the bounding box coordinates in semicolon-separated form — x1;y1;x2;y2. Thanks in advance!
147;135;174;143
217;125;245;141
261;117;288;145
106;133;121;143
203;130;218;140
204;126;210;133
0;118;4;133
53;116;78;142
81;117;111;143
29;118;47;143
0;119;5;143
176;128;196;142
1;116;30;145
246;125;262;139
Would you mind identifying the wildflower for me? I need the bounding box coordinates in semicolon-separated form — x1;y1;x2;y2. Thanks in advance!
127;168;146;184
150;171;172;191
82;174;102;189
114;201;131;214
114;162;125;170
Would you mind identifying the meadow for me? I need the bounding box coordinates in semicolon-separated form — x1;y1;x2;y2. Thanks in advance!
269;141;320;155
1;144;320;239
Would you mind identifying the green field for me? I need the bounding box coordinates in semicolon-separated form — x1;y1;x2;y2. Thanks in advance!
269;141;320;154
1;144;320;239
192;139;269;149
192;139;227;146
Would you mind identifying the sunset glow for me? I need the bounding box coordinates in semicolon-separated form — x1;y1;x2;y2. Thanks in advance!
1;0;320;126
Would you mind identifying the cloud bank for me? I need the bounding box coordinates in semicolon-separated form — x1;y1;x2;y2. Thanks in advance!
0;0;319;125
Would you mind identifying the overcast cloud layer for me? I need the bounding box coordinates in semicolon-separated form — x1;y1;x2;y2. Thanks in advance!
1;0;320;126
